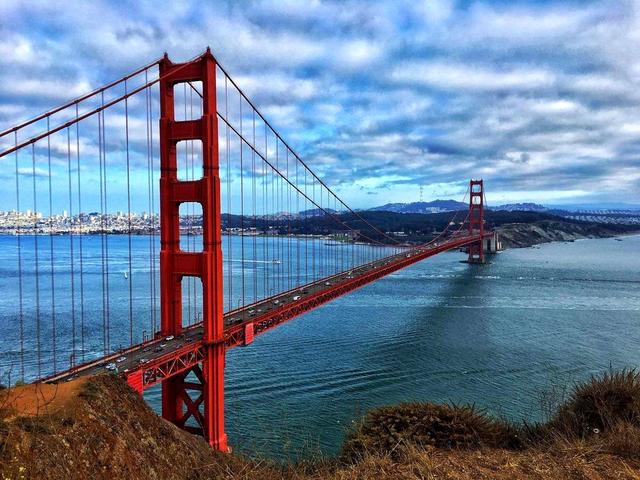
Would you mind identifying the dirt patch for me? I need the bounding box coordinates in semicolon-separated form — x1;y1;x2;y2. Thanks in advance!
0;378;87;420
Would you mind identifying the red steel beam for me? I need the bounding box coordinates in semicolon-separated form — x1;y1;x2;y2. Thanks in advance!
120;235;483;390
158;49;228;451
44;233;489;388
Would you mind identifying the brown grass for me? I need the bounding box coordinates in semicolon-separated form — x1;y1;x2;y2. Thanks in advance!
342;402;521;461
551;369;640;437
1;369;640;479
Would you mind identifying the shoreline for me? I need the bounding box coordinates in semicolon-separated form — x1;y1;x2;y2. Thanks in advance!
496;219;640;249
501;230;640;251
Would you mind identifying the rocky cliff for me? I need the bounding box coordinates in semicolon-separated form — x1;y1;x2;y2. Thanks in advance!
497;219;637;248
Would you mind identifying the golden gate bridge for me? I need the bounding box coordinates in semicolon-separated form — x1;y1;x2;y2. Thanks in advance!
0;49;493;451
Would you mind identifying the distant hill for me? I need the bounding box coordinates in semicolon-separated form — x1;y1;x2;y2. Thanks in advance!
360;199;640;216
298;207;338;217
492;202;548;212
369;200;467;214
369;200;556;214
548;202;640;211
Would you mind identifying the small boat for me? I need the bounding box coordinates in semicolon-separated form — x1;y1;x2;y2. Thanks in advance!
123;271;128;279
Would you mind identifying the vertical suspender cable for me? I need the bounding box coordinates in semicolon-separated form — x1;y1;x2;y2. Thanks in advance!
125;79;134;345
98;100;107;354
274;139;278;294
182;83;192;324
151;81;158;334
75;105;85;361
239;96;245;309
303;168;309;283
272;141;276;294
286;149;291;290
296;159;300;287
100;94;111;352
263;123;268;300
290;153;293;288
312;178;315;282
289;153;292;288
321;187;325;278
145;71;154;336
278;143;283;293
103;100;110;352
252;110;257;303
191;84;198;323
31;144;41;378
46;118;57;372
225;77;232;311
67;127;76;367
14;133;24;381
147;74;158;335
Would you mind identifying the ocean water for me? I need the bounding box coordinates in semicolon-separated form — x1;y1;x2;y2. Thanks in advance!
216;235;640;459
0;234;639;460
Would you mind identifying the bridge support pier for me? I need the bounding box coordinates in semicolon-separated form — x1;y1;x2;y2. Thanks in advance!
468;179;485;264
159;50;228;451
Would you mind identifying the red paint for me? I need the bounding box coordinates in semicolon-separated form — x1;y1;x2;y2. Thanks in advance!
159;50;227;452
126;370;144;395
46;232;491;389
244;323;254;345
468;179;485;263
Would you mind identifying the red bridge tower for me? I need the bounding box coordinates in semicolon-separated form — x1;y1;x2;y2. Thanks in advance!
468;179;485;263
159;50;228;451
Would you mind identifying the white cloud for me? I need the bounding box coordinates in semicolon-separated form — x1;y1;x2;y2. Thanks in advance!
390;61;556;91
0;0;639;208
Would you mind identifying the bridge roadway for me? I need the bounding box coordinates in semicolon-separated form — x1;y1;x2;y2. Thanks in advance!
45;233;486;391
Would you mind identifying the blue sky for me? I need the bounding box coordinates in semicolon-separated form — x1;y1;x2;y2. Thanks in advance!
1;0;639;212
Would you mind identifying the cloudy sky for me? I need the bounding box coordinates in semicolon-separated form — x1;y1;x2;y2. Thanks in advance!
1;0;640;209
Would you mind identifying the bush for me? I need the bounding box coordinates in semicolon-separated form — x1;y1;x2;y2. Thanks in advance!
342;402;521;460
550;369;640;438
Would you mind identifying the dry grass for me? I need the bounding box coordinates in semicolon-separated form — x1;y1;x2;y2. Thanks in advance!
1;369;640;479
323;444;640;480
342;402;521;461
530;369;640;462
551;369;640;437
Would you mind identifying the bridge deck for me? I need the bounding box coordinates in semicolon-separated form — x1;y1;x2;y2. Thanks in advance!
45;234;486;389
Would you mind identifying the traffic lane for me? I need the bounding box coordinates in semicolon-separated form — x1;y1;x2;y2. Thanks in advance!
74;244;449;379
80;332;203;379
222;248;417;327
86;250;408;377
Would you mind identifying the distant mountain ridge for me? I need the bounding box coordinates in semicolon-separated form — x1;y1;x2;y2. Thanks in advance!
368;200;640;215
493;202;548;212
368;200;549;214
368;200;467;214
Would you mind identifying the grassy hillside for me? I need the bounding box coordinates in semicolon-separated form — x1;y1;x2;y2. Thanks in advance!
1;370;640;479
